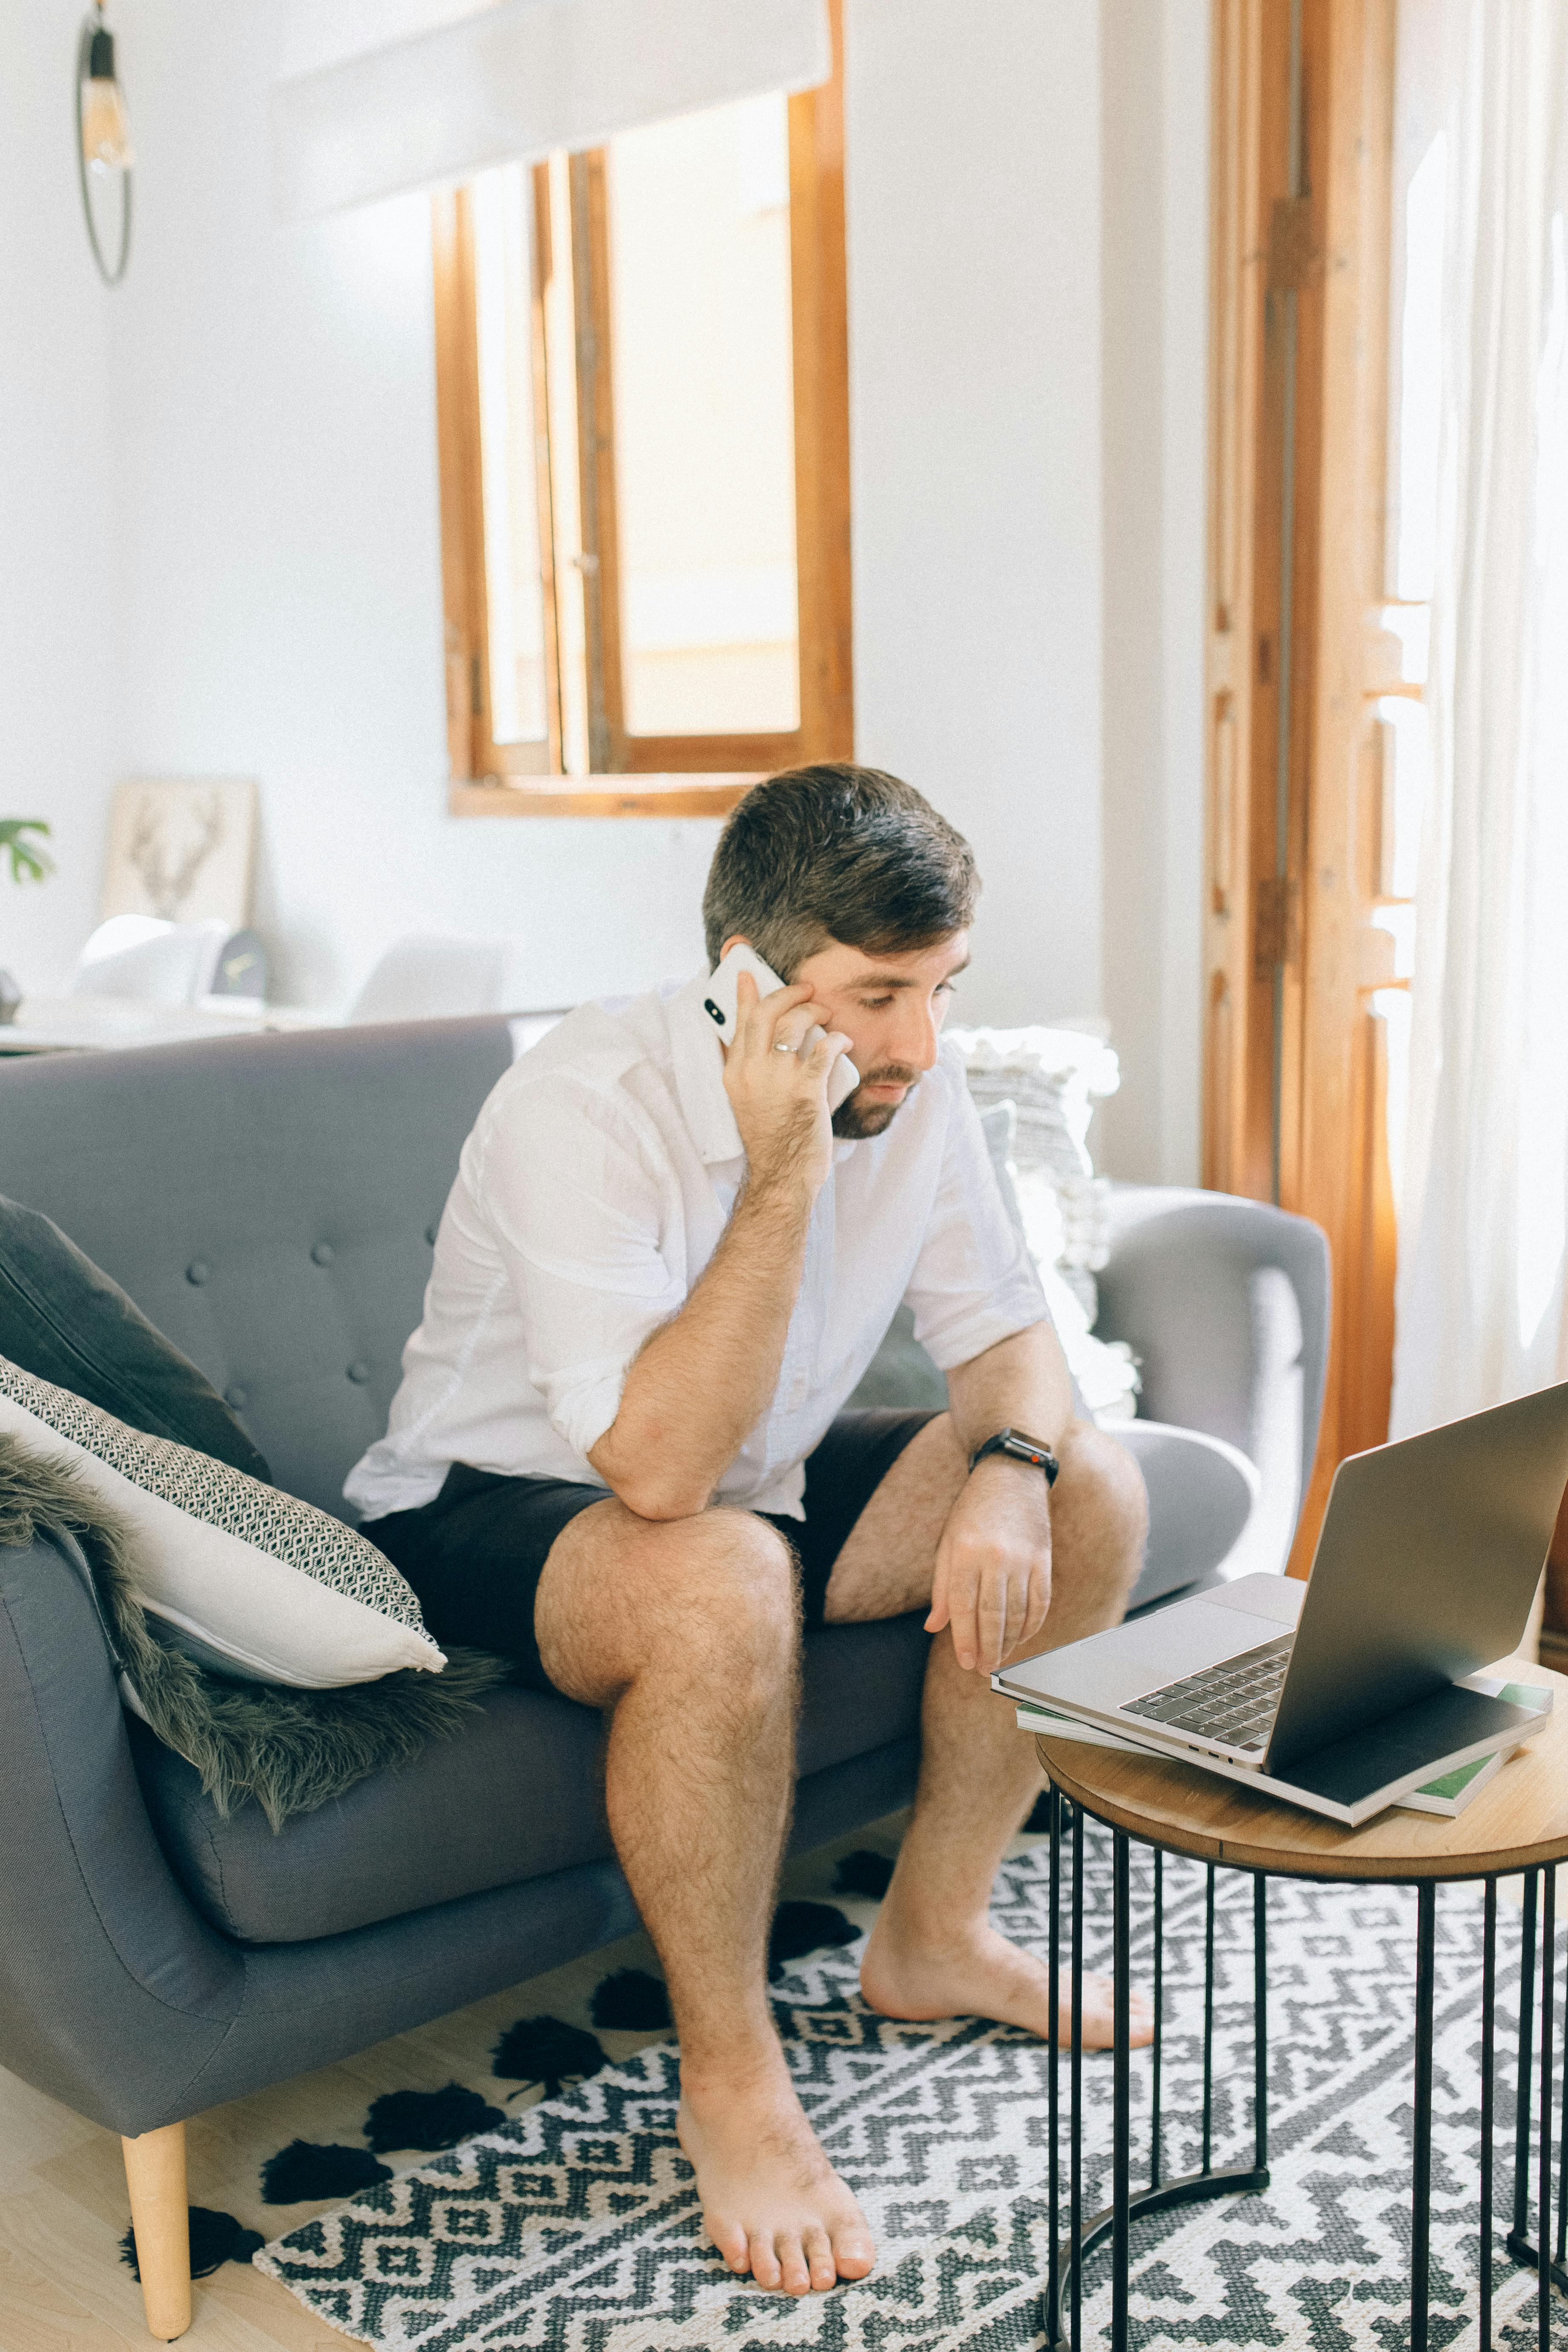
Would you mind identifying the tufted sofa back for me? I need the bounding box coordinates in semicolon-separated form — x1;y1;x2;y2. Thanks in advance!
0;1019;515;1515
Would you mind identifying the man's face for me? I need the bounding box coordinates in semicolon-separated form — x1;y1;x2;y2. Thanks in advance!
764;931;970;1139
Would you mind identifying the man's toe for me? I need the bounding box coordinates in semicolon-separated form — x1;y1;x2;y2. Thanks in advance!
749;2231;782;2289
803;2224;837;2290
777;2234;812;2296
708;2214;750;2272
834;2228;876;2280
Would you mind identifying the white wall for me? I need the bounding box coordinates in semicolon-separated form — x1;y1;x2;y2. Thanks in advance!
1097;0;1210;1182
0;1;115;994
847;0;1104;1030
1;0;1209;1174
103;0;721;1014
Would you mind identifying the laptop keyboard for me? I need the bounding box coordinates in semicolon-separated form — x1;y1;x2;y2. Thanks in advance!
1122;1633;1294;1754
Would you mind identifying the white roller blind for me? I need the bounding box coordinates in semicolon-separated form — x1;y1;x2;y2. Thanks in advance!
271;0;831;221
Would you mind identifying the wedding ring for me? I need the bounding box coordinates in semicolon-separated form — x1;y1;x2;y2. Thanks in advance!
774;1040;799;1052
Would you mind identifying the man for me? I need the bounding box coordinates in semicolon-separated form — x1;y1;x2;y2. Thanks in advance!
350;765;1149;2298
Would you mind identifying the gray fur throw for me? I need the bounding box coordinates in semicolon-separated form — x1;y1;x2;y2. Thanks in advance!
0;1432;509;1831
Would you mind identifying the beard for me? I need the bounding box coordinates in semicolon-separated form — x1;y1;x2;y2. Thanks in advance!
831;1066;923;1140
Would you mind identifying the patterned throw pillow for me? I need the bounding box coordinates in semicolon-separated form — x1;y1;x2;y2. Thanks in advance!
0;1355;443;1688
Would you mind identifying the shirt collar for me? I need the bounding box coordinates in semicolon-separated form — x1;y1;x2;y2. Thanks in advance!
668;970;745;1165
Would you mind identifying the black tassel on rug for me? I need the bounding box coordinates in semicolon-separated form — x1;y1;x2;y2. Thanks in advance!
590;1968;673;2031
492;2015;607;2099
365;2083;506;2153
768;1900;858;1979
261;2140;393;2203
832;1848;896;1899
120;2206;264;2281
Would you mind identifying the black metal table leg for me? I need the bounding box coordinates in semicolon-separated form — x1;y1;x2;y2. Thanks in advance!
1505;1865;1568;2303
1539;1867;1555;2352
1511;1871;1539;2268
1071;1803;1084;2352
1411;1881;1437;2352
1048;1813;1269;2342
1048;1789;1061;2342
1482;1876;1496;2352
1150;1851;1164;2192
1558;1878;1568;2279
1111;1832;1131;2352
1254;1875;1268;2173
1202;1864;1216;2174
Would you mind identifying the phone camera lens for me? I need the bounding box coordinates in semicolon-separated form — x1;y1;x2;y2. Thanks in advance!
704;1000;725;1024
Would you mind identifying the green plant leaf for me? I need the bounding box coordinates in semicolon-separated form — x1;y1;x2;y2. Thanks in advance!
0;819;53;885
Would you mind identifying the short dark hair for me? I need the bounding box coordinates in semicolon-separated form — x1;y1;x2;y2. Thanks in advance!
701;763;978;977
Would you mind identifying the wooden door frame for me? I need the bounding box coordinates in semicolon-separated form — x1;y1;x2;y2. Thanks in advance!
1204;0;1398;1573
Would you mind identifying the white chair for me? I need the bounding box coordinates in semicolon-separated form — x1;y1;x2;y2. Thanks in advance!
347;935;518;1025
71;918;231;1007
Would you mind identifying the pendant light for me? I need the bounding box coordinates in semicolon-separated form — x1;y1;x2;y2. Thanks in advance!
77;1;133;284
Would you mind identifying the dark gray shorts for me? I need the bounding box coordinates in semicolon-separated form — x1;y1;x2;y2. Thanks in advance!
363;1407;938;1694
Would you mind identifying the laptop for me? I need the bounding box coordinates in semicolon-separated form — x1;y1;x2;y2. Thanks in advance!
995;1382;1568;1828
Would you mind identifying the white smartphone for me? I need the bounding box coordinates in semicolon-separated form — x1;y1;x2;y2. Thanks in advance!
702;943;860;1113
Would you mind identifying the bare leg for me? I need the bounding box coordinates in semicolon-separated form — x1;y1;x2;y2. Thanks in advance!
825;1415;1152;2047
534;1502;872;2296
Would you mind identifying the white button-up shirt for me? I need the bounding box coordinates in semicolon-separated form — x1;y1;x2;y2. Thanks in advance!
344;971;1049;1522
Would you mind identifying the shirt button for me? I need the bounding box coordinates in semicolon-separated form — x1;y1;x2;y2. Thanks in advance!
311;1241;335;1266
185;1261;209;1286
347;1360;371;1384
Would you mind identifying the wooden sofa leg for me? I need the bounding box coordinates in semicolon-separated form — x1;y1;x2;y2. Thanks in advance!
121;2121;192;2340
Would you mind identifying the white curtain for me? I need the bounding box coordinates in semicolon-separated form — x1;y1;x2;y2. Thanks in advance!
271;0;830;221
1390;0;1568;1437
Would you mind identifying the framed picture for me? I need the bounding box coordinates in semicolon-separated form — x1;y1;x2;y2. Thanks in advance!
100;779;258;928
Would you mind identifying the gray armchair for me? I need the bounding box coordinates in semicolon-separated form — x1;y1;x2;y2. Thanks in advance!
0;1020;1327;2336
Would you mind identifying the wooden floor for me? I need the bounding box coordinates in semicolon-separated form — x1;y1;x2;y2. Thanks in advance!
0;1821;902;2352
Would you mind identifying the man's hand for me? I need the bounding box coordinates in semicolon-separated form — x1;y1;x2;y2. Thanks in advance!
926;1455;1053;1673
723;972;853;1197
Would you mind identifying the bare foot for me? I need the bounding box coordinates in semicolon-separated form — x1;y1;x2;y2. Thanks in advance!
859;1916;1155;2050
677;2058;875;2295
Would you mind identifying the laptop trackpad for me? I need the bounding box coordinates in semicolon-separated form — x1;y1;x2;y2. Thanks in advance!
1014;1599;1287;1709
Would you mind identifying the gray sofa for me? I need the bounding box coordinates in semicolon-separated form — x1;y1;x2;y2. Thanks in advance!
0;1016;1328;2336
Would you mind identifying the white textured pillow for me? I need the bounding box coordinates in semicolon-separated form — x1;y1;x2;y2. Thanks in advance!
0;1355;444;1688
950;1024;1121;1320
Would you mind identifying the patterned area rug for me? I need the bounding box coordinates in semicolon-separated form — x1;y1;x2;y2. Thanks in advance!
258;1826;1567;2350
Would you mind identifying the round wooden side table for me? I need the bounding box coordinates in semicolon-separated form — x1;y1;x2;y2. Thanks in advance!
1034;1653;1568;2352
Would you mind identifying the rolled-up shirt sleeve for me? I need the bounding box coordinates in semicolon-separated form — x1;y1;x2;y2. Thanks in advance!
479;1076;683;1459
903;1062;1052;1371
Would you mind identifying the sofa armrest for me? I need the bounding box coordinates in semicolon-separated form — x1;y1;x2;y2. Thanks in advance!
1117;1419;1260;1609
0;1527;246;2136
1096;1185;1330;1572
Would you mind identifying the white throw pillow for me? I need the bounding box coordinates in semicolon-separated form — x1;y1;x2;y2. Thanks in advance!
950;1024;1121;1321
0;1355;444;1688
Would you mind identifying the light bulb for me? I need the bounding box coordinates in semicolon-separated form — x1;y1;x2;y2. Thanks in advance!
81;28;133;173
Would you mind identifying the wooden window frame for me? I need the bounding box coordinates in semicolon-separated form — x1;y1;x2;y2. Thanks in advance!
1205;0;1398;1573
432;1;852;819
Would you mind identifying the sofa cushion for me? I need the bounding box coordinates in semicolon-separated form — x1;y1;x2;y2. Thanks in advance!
0;1193;269;1480
0;1358;443;1687
129;1614;931;1944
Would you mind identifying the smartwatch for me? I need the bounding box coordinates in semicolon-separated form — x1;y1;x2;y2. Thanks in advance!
969;1427;1061;1485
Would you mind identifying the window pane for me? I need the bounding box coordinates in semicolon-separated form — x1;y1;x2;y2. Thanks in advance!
471;164;549;750
606;95;800;738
